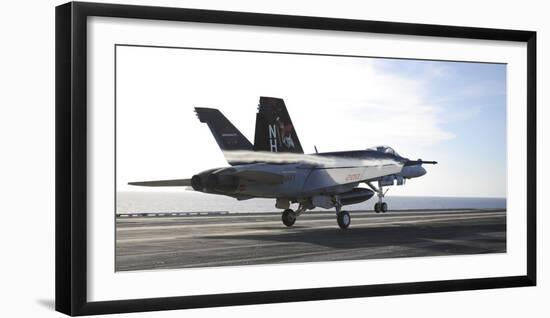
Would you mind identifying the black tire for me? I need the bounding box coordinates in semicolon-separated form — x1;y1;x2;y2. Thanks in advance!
282;209;296;227
337;211;351;229
374;202;380;213
381;202;388;213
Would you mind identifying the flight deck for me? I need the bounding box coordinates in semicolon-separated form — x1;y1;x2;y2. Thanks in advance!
115;209;506;271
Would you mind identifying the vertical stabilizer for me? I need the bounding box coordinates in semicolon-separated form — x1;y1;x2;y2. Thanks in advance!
253;97;304;154
194;107;253;163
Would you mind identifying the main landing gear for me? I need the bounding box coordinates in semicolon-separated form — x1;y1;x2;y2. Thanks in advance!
280;199;351;229
367;181;389;213
281;209;296;226
335;202;351;229
281;204;307;227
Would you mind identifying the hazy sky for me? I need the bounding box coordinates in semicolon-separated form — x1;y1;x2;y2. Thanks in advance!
116;45;506;197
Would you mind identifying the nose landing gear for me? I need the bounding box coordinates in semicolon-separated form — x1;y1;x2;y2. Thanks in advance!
368;181;389;213
374;202;388;213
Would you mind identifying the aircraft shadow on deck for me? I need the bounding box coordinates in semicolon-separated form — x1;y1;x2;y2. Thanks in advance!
198;223;506;253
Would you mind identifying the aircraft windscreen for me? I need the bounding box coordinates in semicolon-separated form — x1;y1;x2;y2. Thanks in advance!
367;145;399;156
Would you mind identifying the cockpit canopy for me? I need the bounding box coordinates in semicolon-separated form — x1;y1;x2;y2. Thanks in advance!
367;145;399;156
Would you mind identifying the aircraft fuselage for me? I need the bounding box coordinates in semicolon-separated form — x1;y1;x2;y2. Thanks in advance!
192;149;406;200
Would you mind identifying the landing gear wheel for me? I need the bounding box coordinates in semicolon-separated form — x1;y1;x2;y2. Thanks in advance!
381;202;388;213
282;209;296;227
374;203;381;213
337;211;351;229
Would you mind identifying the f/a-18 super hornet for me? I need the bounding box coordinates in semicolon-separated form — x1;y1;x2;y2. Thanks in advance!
129;97;437;229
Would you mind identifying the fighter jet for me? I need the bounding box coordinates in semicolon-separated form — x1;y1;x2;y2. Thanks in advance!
129;97;437;229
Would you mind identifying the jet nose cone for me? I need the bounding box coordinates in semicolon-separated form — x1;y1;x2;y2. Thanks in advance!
401;165;427;179
418;166;427;177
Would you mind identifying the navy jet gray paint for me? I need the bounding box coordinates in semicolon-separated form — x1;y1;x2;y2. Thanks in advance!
129;97;437;229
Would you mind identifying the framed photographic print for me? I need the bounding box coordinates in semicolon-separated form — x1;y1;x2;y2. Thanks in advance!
55;1;536;316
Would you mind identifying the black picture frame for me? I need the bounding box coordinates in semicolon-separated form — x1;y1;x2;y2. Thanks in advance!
55;1;537;316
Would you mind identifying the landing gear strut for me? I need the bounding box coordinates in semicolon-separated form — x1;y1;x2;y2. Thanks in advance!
368;181;389;213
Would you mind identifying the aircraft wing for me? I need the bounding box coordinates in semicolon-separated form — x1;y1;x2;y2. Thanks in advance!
128;179;192;187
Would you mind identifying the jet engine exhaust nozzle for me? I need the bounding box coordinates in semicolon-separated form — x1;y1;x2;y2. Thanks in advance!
191;175;203;191
191;172;239;192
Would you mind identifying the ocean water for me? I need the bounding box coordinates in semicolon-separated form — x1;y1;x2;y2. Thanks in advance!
117;191;506;214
